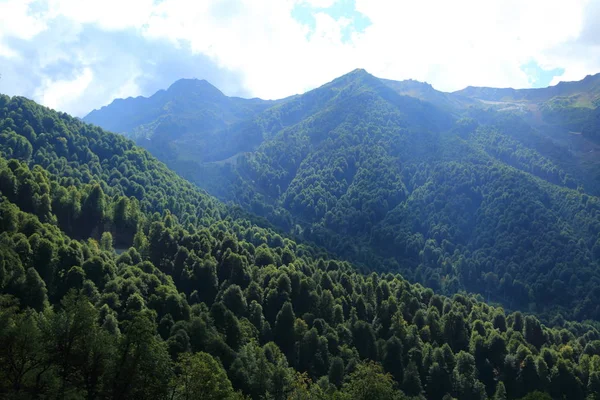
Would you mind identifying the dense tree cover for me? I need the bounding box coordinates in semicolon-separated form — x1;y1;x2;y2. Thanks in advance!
584;106;600;141
81;71;600;323
538;97;594;132
3;94;600;399
0;94;240;240
5;97;600;399
167;72;600;321
84;78;283;171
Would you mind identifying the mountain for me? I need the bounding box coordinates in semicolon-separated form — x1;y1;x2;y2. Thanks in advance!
585;106;600;140
6;93;600;399
84;70;600;323
85;78;287;165
7;89;600;400
380;78;477;113
456;73;600;137
85;78;280;136
455;73;600;105
457;75;600;190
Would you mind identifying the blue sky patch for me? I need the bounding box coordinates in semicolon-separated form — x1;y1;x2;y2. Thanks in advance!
291;0;371;43
520;60;565;88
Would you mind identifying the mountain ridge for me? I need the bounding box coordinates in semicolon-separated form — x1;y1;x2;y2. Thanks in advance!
455;72;600;102
2;83;600;399
85;77;283;137
86;70;600;124
82;69;600;320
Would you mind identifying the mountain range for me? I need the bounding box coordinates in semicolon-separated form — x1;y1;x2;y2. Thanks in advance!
85;69;600;320
85;69;600;191
1;70;600;399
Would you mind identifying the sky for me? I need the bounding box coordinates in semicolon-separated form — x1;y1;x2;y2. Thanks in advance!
0;0;599;117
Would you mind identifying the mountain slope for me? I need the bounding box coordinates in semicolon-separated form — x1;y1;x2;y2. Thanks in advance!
198;71;600;319
380;78;477;113
456;73;600;138
7;94;600;400
84;70;600;321
85;78;286;164
455;73;600;105
226;92;600;320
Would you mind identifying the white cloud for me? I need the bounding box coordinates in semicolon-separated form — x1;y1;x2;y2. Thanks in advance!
352;0;588;90
0;0;47;58
138;0;596;96
1;0;599;116
34;67;93;113
142;0;358;99
0;0;47;41
301;0;340;8
45;0;154;31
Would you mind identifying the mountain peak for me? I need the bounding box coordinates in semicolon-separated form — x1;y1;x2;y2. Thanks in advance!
348;68;369;75
320;68;382;94
346;68;374;80
166;78;225;99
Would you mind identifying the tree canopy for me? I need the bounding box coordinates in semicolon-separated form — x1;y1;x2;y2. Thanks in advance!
0;91;600;399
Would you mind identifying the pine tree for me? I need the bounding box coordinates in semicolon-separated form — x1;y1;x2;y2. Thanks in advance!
494;381;507;400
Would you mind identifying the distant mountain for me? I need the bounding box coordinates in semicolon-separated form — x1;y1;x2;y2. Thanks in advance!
85;78;287;164
455;73;600;105
85;78;280;135
456;74;600;136
380;78;477;113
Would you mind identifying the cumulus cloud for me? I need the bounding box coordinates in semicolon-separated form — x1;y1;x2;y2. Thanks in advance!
353;0;589;90
0;0;599;116
45;0;154;31
34;67;93;112
302;0;340;8
0;0;47;58
0;20;247;116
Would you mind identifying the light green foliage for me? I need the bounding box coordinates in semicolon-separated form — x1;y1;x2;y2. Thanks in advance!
174;352;239;400
341;361;400;400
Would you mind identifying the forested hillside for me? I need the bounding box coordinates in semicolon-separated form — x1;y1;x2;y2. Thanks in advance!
457;73;600;141
86;70;600;321
85;78;285;167
4;94;600;399
585;107;600;141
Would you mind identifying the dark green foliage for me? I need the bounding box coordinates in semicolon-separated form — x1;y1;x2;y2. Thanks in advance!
84;71;600;322
583;106;600;140
0;91;599;400
275;301;296;360
402;361;423;396
328;357;344;388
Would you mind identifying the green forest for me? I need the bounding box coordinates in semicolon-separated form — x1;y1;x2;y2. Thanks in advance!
3;87;600;400
140;71;600;322
86;71;600;323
